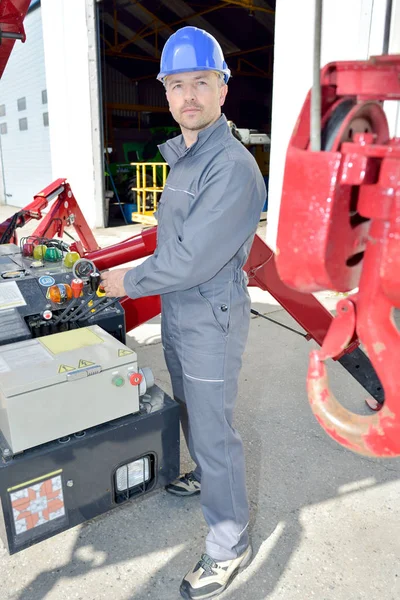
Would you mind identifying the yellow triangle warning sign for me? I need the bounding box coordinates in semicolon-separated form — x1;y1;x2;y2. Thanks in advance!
118;349;133;357
78;359;95;368
58;364;76;374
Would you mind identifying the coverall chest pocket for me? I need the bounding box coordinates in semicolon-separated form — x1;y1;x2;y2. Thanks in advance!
156;185;194;244
164;185;194;224
196;282;232;336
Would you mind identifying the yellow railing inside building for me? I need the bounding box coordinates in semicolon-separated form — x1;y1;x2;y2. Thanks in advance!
130;162;168;226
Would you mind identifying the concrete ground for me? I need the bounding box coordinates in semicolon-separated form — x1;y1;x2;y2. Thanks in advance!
0;205;400;600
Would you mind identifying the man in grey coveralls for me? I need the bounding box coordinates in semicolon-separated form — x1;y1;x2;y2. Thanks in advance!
101;25;266;600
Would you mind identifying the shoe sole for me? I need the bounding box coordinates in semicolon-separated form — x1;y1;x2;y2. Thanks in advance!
179;546;253;600
165;487;201;497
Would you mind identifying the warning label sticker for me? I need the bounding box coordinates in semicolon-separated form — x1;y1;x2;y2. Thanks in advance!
78;359;95;368
118;349;133;357
9;473;66;536
58;364;75;374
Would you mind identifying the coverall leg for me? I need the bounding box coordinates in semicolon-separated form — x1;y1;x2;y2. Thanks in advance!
161;269;250;561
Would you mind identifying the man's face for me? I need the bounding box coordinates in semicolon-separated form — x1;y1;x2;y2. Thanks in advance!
165;70;228;133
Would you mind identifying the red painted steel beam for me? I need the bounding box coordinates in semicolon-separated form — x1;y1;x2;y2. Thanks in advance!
244;234;353;350
0;0;30;79
86;227;157;271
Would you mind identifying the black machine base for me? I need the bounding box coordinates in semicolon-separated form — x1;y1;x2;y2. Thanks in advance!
0;386;180;555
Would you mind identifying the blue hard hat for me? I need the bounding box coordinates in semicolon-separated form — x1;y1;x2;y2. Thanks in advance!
157;26;231;84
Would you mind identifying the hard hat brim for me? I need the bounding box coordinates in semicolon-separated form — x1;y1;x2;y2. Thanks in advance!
157;66;231;84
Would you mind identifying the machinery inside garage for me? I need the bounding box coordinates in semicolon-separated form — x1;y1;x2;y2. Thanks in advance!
97;0;275;226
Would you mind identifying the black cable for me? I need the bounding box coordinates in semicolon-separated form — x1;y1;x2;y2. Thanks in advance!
0;212;20;244
64;230;77;242
250;308;307;338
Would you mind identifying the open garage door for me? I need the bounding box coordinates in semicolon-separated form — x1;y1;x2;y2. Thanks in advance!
97;0;275;226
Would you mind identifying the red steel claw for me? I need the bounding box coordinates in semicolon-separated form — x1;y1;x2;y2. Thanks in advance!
275;57;400;457
307;351;400;457
307;219;400;457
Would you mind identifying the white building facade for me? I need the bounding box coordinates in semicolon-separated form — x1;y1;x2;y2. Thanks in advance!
0;0;52;208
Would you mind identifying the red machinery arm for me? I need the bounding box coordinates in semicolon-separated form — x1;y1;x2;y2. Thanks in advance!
0;179;100;254
276;55;400;457
0;0;30;79
85;227;160;332
84;226;340;350
30;179;100;254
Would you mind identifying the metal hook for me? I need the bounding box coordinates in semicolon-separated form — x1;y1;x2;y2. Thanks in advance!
307;220;400;457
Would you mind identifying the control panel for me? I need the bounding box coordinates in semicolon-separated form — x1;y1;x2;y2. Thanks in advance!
0;238;125;347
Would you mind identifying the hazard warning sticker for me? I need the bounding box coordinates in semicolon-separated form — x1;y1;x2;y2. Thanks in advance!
9;472;66;536
78;359;95;368
118;349;133;358
58;364;75;374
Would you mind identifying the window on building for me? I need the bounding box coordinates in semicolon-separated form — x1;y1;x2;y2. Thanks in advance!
17;97;26;111
0;123;7;135
43;112;49;127
0;105;5;117
42;89;47;104
19;118;28;131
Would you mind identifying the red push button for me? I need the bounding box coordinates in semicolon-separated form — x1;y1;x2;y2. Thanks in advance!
129;372;143;386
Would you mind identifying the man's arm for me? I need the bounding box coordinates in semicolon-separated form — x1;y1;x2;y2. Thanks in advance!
122;159;265;298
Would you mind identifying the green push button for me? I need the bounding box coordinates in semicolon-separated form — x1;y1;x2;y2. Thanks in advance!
112;375;125;387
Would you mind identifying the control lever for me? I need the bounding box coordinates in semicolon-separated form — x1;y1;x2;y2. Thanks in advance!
87;296;123;319
62;272;101;323
89;271;102;293
68;273;107;322
53;278;84;325
70;291;118;322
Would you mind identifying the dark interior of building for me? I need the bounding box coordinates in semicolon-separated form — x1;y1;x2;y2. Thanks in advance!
98;0;275;225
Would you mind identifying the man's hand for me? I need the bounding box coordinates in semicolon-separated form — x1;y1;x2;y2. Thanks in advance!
100;268;131;298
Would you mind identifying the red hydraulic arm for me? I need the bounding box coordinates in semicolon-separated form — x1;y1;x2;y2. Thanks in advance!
244;234;358;351
86;226;339;346
0;0;30;79
84;226;338;347
275;55;400;457
30;179;100;254
86;228;160;332
0;179;100;254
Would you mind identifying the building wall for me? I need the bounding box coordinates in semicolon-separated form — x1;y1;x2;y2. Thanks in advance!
41;0;104;228
267;0;400;250
0;5;52;207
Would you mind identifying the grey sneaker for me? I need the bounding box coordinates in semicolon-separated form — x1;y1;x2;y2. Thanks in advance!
165;472;201;496
180;545;252;599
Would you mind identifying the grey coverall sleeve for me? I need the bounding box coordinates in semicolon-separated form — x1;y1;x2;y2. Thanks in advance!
123;159;263;298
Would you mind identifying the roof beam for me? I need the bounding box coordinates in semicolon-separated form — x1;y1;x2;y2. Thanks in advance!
158;0;240;54
252;0;275;34
116;0;173;41
101;12;160;57
219;0;275;34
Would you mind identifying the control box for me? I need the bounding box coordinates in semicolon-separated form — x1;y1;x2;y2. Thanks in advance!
0;325;142;453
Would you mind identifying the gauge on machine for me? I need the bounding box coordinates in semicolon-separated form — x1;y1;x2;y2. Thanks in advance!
72;258;97;281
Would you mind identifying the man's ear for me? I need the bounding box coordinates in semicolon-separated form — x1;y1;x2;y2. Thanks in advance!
220;84;228;107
